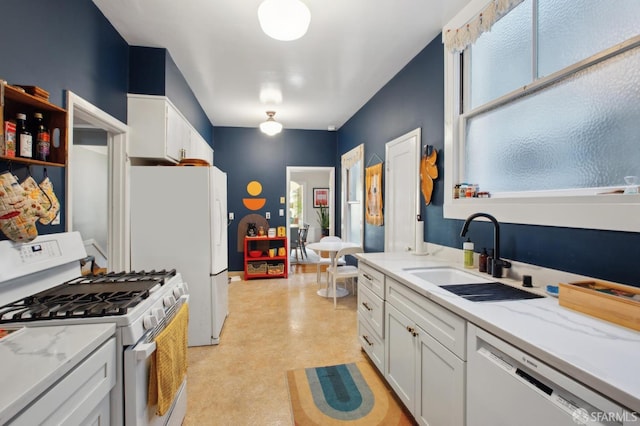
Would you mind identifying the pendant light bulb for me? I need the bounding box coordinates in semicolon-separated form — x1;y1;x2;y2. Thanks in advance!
260;111;283;136
258;0;311;41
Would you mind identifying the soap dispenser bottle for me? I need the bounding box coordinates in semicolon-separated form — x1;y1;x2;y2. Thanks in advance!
478;248;488;272
463;238;474;268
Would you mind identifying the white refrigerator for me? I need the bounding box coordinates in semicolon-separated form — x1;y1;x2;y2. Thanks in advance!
130;165;228;346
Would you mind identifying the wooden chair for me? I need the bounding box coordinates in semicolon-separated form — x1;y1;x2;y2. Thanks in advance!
326;246;363;308
292;224;309;261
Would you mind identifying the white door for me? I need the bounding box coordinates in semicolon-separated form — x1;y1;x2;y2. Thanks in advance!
384;128;420;252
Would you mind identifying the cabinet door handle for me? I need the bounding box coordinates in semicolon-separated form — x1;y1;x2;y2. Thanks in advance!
362;301;372;311
362;273;373;281
362;335;374;346
405;325;418;337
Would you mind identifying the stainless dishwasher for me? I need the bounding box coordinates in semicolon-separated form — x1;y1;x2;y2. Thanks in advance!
466;323;632;426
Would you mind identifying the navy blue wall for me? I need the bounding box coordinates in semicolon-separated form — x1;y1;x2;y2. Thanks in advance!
338;37;640;287
0;0;129;237
129;47;166;96
213;127;337;271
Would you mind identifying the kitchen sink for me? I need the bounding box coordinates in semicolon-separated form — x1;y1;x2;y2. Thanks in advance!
404;267;544;302
405;267;491;286
440;282;544;302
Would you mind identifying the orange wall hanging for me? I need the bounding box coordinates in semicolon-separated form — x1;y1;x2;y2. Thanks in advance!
243;180;266;210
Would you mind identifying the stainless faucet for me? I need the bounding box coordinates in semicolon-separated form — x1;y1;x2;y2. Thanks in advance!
460;212;511;278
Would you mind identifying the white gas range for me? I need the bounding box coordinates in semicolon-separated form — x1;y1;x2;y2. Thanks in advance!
0;232;189;425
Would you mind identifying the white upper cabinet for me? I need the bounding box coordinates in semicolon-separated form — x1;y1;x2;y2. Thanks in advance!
127;94;212;164
189;127;213;165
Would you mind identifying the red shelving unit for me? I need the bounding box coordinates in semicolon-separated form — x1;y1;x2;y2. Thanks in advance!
244;236;288;280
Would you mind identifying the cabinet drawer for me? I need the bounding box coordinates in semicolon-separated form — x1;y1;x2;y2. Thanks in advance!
386;278;466;359
358;262;385;299
358;318;384;373
10;337;116;425
357;284;384;338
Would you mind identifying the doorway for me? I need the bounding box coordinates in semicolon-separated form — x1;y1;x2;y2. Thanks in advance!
66;92;129;271
286;166;334;264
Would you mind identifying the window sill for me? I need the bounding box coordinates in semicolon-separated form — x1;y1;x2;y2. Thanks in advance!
443;194;640;232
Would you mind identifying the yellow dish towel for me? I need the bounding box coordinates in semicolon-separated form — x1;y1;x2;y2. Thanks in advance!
148;303;189;416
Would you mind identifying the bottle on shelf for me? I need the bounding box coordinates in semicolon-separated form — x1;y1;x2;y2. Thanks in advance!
16;113;32;159
3;120;17;158
33;112;50;161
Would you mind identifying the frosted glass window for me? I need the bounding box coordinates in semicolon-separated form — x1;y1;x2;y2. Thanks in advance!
538;0;640;77
469;0;532;109
465;46;640;192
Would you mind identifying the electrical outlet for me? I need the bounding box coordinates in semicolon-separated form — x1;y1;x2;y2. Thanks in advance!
228;212;234;220
280;197;285;204
279;209;284;216
265;212;271;219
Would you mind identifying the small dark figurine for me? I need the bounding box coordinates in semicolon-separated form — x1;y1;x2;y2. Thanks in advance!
246;222;257;237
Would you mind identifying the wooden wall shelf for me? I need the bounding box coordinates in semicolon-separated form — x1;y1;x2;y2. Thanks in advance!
1;81;67;167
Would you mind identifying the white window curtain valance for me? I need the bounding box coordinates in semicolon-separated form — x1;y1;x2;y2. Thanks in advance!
341;144;364;169
443;0;524;53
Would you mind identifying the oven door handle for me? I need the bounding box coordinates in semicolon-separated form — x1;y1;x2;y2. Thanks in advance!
133;341;157;361
133;295;189;361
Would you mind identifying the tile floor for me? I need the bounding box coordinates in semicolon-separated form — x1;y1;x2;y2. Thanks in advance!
183;270;366;425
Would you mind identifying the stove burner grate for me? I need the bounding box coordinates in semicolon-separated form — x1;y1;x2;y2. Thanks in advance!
0;269;177;323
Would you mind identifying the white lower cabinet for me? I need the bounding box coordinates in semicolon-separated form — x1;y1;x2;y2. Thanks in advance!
357;263;386;373
357;263;467;425
10;337;116;425
386;302;419;409
385;278;466;426
418;328;465;426
357;317;385;371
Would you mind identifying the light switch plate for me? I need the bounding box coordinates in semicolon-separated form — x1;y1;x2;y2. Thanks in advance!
280;197;285;204
279;209;284;216
265;212;271;219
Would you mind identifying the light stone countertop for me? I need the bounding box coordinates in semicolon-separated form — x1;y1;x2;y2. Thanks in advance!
0;323;116;424
356;251;640;413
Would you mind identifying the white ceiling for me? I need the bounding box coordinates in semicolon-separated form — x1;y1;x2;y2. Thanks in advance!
92;0;471;131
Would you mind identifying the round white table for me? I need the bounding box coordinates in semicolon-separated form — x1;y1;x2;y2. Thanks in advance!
305;241;360;298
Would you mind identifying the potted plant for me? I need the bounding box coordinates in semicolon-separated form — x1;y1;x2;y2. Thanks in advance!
316;204;330;236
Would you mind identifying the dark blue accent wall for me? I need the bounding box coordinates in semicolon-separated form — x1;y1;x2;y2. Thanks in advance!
129;47;166;96
213;126;337;271
337;37;640;287
0;0;129;238
1;0;129;122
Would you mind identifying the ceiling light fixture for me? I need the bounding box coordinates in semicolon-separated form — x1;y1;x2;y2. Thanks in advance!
260;111;283;136
258;0;311;41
